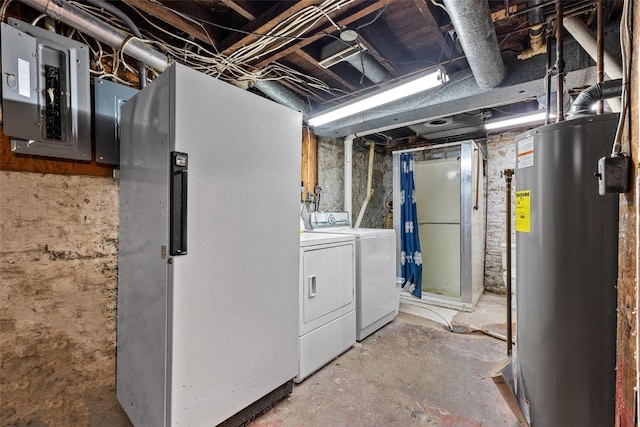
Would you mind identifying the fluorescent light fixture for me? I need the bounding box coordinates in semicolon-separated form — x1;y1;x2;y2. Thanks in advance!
308;69;448;127
484;111;554;130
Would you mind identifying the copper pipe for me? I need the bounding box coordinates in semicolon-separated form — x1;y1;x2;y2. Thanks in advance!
555;0;565;122
596;0;604;114
504;168;515;356
545;22;553;124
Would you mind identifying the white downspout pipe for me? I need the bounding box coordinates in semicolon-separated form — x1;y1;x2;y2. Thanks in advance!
344;135;355;224
563;16;623;79
563;15;622;112
354;142;375;228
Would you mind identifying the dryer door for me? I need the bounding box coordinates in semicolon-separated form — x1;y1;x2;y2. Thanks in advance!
301;243;354;333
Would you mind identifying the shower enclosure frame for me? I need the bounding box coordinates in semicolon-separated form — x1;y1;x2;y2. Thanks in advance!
392;140;485;312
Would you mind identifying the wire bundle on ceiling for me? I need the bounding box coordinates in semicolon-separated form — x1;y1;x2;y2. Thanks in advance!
59;0;353;98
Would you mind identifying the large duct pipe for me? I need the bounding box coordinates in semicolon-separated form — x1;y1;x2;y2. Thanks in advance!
442;0;506;88
344;52;391;84
569;78;622;115
251;80;311;119
18;0;170;71
344;135;355;224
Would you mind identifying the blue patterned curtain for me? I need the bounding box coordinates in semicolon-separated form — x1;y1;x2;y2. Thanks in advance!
400;153;422;298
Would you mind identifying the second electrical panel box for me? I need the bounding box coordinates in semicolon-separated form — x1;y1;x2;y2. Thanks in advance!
1;18;91;161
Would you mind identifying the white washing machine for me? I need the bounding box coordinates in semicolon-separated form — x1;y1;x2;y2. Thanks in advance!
297;232;356;383
308;212;400;341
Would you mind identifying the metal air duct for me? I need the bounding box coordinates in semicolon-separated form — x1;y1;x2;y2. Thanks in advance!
17;0;170;71
344;52;390;84
569;78;622;115
441;0;506;88
86;0;147;88
251;80;311;119
319;39;390;84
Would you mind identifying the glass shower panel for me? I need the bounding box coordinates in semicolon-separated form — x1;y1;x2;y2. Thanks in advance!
415;158;462;298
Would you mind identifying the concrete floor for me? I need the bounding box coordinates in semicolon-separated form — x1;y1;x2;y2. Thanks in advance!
247;293;518;427
95;293;518;427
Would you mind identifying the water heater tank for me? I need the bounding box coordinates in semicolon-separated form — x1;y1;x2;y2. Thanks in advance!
515;113;618;426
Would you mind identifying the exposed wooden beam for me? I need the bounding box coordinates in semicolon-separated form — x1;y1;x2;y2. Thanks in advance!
412;0;453;58
254;0;394;69
220;0;320;55
219;0;256;22
123;0;217;47
294;50;359;92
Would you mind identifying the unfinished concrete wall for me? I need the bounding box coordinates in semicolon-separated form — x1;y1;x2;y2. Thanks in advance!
0;171;123;425
484;134;517;292
317;137;393;228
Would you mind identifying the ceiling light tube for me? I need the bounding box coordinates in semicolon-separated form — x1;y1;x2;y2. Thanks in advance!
484;111;553;130
308;69;448;127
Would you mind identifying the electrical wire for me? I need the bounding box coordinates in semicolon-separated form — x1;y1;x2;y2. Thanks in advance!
355;3;388;30
0;0;13;21
611;0;630;155
63;0;339;93
402;291;454;331
430;0;449;15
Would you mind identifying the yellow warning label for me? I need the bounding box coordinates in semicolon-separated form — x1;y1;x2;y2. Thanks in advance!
515;190;531;233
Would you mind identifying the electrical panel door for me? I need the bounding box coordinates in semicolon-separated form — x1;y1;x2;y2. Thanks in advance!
1;19;91;160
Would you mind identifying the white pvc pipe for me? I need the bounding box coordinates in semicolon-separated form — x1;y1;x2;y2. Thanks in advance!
354;142;375;228
344;135;354;224
563;16;622;79
563;16;622;112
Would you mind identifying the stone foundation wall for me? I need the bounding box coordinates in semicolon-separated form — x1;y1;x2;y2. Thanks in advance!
316;138;393;228
484;134;517;292
0;171;122;425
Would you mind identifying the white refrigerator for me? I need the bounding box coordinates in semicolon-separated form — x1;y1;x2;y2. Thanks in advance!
117;63;302;427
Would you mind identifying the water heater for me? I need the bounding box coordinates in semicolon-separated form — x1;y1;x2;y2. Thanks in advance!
515;113;618;426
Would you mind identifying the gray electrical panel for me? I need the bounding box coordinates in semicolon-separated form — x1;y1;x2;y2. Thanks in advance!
94;79;138;165
1;18;91;161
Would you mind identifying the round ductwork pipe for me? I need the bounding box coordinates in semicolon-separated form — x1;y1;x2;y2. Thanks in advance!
442;0;506;88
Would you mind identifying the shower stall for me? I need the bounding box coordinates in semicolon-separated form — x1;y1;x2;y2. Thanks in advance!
393;140;485;311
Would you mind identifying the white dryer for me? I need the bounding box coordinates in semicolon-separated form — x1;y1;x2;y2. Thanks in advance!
308;212;400;341
297;232;356;382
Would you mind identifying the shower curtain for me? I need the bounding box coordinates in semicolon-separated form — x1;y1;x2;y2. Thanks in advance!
400;153;422;298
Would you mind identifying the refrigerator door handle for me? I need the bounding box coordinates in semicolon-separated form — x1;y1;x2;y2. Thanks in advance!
170;151;188;256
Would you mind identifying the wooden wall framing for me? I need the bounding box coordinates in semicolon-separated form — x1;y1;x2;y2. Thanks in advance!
301;127;317;202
